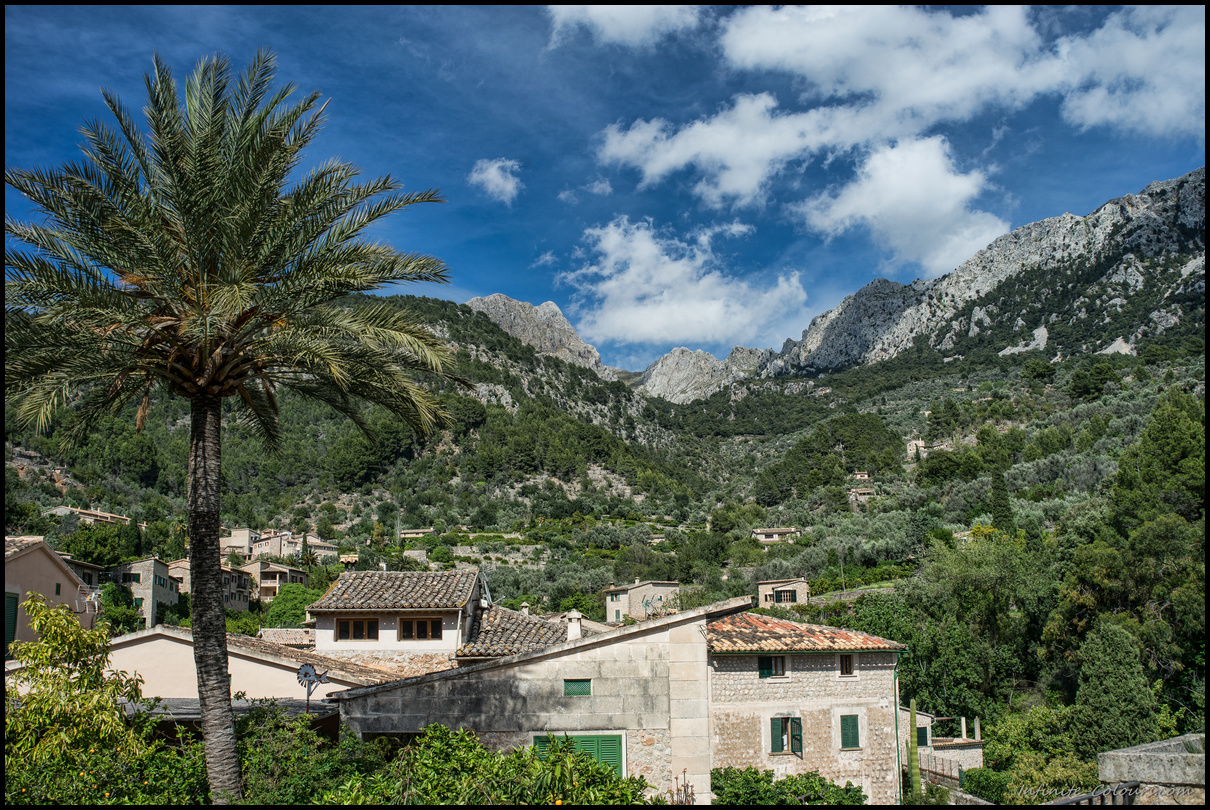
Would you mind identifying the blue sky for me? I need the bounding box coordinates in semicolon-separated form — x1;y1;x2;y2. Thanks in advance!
5;6;1205;370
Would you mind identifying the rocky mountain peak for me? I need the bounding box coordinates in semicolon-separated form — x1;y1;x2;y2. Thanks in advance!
466;294;617;380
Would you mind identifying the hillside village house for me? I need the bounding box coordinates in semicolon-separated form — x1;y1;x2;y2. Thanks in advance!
757;577;812;606
168;559;252;612
751;527;800;546
5;536;97;656
107;557;180;628
240;560;307;602
326;599;909;804
604;579;680;622
307;569;579;678
41;505;145;529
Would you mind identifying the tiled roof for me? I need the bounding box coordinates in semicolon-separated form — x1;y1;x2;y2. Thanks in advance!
257;628;316;647
707;612;906;653
223;633;393;682
5;535;45;558
308;570;479;612
456;605;569;658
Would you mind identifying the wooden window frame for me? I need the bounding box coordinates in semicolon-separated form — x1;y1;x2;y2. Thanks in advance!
770;717;803;755
774;589;797;603
838;653;857;678
758;655;787;679
398;617;444;641
336;617;380;641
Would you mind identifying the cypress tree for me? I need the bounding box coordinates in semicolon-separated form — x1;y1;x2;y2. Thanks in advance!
1072;623;1158;760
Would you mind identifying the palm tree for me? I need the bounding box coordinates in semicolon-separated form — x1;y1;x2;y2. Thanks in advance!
6;51;460;802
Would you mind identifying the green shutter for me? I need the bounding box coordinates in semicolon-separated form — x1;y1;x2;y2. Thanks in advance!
917;726;928;748
564;678;591;696
596;735;623;777
758;656;773;678
770;718;784;753
535;735;622;777
840;714;860;749
5;593;19;660
790;717;803;754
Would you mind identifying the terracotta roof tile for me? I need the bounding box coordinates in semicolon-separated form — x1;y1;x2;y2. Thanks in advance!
308;570;479;612
456;605;569;658
707;612;906;653
224;633;394;683
5;535;45;558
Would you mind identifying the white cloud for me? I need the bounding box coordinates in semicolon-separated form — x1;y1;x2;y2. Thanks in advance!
562;216;807;347
600;94;875;208
1056;6;1205;138
558;188;578;204
534;251;558;267
599;6;1203;209
586;177;613;196
547;5;702;47
468;158;523;205
799;137;1009;278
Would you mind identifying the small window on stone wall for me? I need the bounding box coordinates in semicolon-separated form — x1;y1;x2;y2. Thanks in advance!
758;655;787;678
564;679;592;696
839;653;856;676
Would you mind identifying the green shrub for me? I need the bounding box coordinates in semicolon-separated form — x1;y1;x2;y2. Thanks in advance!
711;766;865;805
962;768;1011;804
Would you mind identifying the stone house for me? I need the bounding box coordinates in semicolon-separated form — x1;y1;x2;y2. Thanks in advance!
757;577;812;606
168;559;252;612
240;560;307;602
326;600;910;804
106;557;180;628
707;612;907;804
604;579;680;622
219;527;260;560
5;536;98;656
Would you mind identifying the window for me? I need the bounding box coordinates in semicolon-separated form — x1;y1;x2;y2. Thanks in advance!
839;653;855;676
916;726;929;748
55;583;61;596
134;597;144;608
614;609;621;621
399;618;443;640
337;618;379;641
758;655;786;678
840;714;860;749
564;679;592;696
770;717;803;754
774;589;797;603
535;735;622;777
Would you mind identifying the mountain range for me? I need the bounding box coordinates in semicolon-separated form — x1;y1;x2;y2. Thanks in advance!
469;168;1205;404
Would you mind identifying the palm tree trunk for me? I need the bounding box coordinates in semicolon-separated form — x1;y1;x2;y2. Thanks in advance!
188;395;242;802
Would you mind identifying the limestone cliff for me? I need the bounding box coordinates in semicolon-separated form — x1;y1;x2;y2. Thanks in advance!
760;167;1205;374
466;294;619;380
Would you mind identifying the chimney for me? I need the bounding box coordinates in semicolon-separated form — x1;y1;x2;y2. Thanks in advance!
635;577;640;585
961;717;967;740
566;609;583;641
520;602;530;615
974;717;981;741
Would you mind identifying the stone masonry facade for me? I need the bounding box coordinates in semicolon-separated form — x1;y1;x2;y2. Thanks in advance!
709;651;901;804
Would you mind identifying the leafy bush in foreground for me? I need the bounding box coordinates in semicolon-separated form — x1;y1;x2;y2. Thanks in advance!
711;765;865;805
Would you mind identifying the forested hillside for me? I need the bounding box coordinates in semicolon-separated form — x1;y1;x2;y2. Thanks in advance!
5;287;1205;802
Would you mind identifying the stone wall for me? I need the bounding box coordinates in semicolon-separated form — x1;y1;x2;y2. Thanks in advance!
1099;734;1205;806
